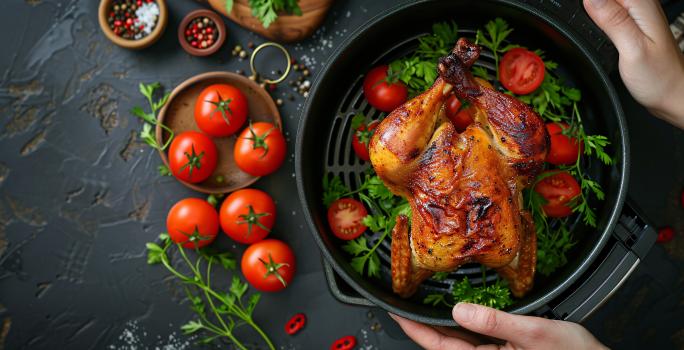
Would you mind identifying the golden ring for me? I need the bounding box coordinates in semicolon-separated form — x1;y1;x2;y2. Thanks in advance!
249;42;292;85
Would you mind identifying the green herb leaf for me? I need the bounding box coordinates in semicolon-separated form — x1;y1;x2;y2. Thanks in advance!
322;174;350;207
350;113;366;130
158;164;172;176
146;242;164;265
230;275;248;299
180;320;204;334
248;0;301;28
225;0;234;12
431;271;450;281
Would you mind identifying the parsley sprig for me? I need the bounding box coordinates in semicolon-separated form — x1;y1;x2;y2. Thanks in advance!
130;82;174;151
424;276;512;310
146;234;274;350
226;0;302;29
387;22;459;95
475;18;518;80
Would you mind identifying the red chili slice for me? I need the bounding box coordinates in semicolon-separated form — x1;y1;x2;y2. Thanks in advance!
331;335;357;350
657;227;674;244
285;313;306;335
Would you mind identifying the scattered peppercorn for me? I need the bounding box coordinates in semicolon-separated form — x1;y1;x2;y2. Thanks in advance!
185;16;219;49
108;0;159;40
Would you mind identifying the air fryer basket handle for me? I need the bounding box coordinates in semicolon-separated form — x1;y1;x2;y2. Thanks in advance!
537;199;657;322
322;258;375;307
519;0;618;72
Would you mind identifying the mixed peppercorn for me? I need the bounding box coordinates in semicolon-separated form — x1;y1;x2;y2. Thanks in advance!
107;0;159;40
184;16;219;49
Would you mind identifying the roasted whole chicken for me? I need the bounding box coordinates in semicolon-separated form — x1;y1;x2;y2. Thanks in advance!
368;38;549;298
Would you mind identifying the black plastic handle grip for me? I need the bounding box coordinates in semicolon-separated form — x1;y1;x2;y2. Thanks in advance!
323;258;374;307
538;200;657;322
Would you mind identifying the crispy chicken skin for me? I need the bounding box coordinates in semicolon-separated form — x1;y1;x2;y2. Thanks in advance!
369;38;548;298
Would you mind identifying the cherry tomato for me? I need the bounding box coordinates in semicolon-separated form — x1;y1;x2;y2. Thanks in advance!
500;48;545;95
331;335;357;350
167;198;219;248
352;120;379;161
241;239;296;292
362;65;408;112
546;123;583;165
168;131;218;183
285;313;306;335
445;95;474;132
220;188;276;244
327;198;368;240
533;171;581;218
195;84;248;137
657;227;674;243
234;122;286;177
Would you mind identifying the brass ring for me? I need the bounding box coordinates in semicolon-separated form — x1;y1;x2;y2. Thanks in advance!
249;42;292;85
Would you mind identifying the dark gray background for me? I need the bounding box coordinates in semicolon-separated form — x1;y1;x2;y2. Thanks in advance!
0;0;683;349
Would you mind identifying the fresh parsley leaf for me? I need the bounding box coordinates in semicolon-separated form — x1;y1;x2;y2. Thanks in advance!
431;271;450;281
180;320;204;334
248;0;301;28
225;0;234;12
342;237;381;278
424;277;513;310
475;18;514;79
350;113;365;130
158;164;172;176
145;242;164;265
322;174;350;207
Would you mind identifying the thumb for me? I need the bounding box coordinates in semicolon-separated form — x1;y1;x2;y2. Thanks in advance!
583;0;644;54
452;303;551;347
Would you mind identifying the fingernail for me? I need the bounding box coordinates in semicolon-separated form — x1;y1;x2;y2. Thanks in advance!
589;0;607;8
453;303;476;321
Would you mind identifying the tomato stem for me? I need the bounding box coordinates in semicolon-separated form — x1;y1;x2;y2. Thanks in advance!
243;122;274;158
206;90;234;126
258;254;290;287
236;205;271;236
179;144;205;180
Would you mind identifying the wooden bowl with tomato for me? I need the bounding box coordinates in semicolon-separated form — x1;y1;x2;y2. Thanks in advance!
156;71;282;194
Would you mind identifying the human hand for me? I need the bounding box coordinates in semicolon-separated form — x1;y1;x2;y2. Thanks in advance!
583;0;684;129
390;303;608;349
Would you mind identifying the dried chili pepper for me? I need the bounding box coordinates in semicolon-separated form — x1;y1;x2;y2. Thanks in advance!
330;335;356;350
285;313;306;335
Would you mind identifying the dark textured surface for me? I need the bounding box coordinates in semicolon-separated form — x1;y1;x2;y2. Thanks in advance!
0;0;683;349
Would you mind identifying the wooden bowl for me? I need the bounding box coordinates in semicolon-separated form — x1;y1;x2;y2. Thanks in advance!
178;9;227;56
201;0;334;43
156;72;282;194
98;0;168;50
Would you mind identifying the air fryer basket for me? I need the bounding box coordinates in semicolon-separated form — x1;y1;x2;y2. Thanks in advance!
296;0;639;325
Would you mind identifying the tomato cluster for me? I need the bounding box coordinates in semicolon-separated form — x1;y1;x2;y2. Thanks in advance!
165;84;295;292
168;84;286;184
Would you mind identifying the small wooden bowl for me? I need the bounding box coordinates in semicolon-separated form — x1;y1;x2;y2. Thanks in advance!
156;72;282;194
98;0;168;50
178;9;227;56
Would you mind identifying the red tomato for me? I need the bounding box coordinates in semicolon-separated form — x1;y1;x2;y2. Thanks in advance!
500;48;545;95
657;227;674;243
534;171;581;218
445;95;474;132
234;122;286;177
241;239;296;292
352;120;379;161
167;198;219;248
327;198;368;240
546;123;583;165
331;335;357;350
362;65;408;112
195;84;248;137
168;131;218;183
220;189;276;244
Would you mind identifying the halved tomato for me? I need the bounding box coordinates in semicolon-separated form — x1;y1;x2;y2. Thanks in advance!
546;123;583;165
327;198;368;240
534;171;581;218
499;48;545;95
